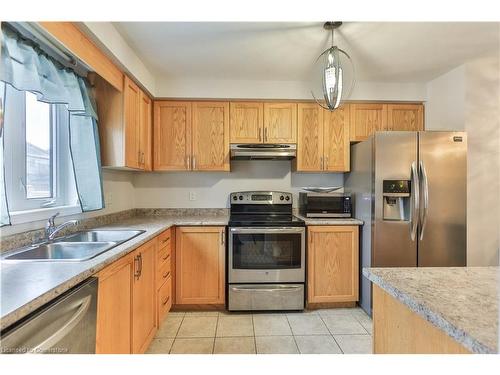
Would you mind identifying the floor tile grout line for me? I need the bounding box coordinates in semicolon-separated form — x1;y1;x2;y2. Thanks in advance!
318;313;345;354
251;314;257;354
169;312;185;354
212;313;220;354
285;314;301;353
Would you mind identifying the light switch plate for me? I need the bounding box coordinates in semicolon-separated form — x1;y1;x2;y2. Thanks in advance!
189;191;197;201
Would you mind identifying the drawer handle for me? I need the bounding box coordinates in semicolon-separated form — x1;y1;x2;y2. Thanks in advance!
162;296;170;306
163;271;171;279
162;237;170;244
162;253;170;261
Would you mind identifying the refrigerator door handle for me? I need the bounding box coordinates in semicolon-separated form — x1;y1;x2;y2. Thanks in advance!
410;161;420;241
419;160;429;240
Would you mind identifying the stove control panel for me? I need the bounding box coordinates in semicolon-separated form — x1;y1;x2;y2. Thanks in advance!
230;191;293;205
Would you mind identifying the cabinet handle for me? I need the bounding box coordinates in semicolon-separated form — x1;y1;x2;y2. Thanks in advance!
162;253;170;261
258;127;262;142
162;237;170;244
325;156;329;170
221;230;225;246
320;156;324;170
163;271;171;279
162;296;170;306
186;156;190;170
134;255;140;279
264;127;268;142
192;156;196;170
138;253;143;278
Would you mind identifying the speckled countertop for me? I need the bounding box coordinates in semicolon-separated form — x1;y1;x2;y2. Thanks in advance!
293;213;363;226
0;212;229;331
363;267;499;354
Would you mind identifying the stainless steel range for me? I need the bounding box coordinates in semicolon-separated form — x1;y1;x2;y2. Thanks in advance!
227;191;305;311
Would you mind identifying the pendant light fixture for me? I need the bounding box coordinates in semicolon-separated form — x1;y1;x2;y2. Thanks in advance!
311;22;355;111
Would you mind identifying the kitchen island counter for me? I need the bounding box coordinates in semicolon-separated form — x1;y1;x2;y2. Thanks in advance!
364;267;499;354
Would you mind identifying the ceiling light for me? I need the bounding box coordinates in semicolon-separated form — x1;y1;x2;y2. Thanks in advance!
311;22;355;111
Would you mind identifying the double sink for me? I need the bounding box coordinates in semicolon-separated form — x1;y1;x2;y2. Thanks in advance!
2;230;145;262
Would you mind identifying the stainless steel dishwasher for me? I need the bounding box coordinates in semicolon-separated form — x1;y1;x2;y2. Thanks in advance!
1;278;98;354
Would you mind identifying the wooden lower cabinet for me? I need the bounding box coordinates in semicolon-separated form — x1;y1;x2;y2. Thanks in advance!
95;238;157;354
96;254;133;354
175;226;225;305
156;228;173;326
373;285;470;354
307;226;359;303
131;239;157;354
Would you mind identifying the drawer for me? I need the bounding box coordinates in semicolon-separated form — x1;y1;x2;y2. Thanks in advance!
157;243;171;267
228;284;304;311
157;259;172;287
157;276;172;324
158;229;172;249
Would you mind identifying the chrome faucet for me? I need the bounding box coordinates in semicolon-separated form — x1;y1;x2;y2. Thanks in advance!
45;212;79;241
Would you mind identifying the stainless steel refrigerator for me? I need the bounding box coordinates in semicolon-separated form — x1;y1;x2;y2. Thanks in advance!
345;131;467;315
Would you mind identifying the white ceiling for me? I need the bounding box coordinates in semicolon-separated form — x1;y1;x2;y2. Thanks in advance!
113;22;499;83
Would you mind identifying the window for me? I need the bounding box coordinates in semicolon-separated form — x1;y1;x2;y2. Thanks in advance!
2;82;79;222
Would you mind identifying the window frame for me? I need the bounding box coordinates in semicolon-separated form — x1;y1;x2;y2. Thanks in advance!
3;85;80;224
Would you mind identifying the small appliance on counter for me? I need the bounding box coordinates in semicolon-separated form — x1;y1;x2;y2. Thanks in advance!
299;191;352;218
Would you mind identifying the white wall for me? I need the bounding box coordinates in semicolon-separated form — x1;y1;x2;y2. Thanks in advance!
425;65;466;130
155;77;426;101
0;170;135;236
425;56;500;266
80;22;156;95
133;161;343;208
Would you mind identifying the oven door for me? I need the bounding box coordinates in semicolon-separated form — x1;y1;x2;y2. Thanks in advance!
228;227;305;283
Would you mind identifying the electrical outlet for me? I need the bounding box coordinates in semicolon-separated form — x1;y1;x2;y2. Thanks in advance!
105;191;113;207
189;191;197;201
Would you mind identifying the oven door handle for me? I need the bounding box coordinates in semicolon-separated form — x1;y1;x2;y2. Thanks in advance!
230;285;303;293
229;227;305;234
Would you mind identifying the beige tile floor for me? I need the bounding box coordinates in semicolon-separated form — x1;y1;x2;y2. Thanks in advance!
147;307;373;354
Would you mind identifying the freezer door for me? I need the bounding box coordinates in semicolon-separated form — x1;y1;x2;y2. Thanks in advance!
373;132;418;267
417;132;467;266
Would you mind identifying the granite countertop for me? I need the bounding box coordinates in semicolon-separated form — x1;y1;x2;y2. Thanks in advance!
293;213;363;226
364;267;499;354
0;212;229;331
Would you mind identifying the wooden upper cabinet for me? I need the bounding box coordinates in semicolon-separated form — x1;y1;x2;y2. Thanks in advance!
230;102;263;143
323;104;350;172
153;101;192;171
175;226;225;305
296;103;324;171
96;254;133;354
307;226;359;303
350;103;388;142
192;101;230;171
387;104;424;131
131;239;157;354
263;102;297;143
124;76;141;169
139;92;152;171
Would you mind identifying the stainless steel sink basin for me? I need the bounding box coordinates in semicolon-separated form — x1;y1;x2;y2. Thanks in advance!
61;229;145;243
3;242;117;262
2;229;146;262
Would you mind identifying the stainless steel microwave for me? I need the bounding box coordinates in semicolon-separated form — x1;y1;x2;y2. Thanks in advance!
298;192;352;218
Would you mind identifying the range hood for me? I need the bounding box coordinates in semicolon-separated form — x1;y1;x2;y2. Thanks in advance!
230;144;296;160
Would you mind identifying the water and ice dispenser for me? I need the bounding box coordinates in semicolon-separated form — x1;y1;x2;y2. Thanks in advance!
382;180;411;221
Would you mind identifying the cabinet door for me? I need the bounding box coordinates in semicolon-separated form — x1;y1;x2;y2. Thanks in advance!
139;91;152;171
96;255;133;354
307;226;359;303
132;239;157;354
350;103;387;142
263;102;297;143
323;104;350;172
387;104;423;131
192;102;230;171
230;102;263;143
153;101;192;171
175;226;225;305
124;76;141;169
296;103;324;171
